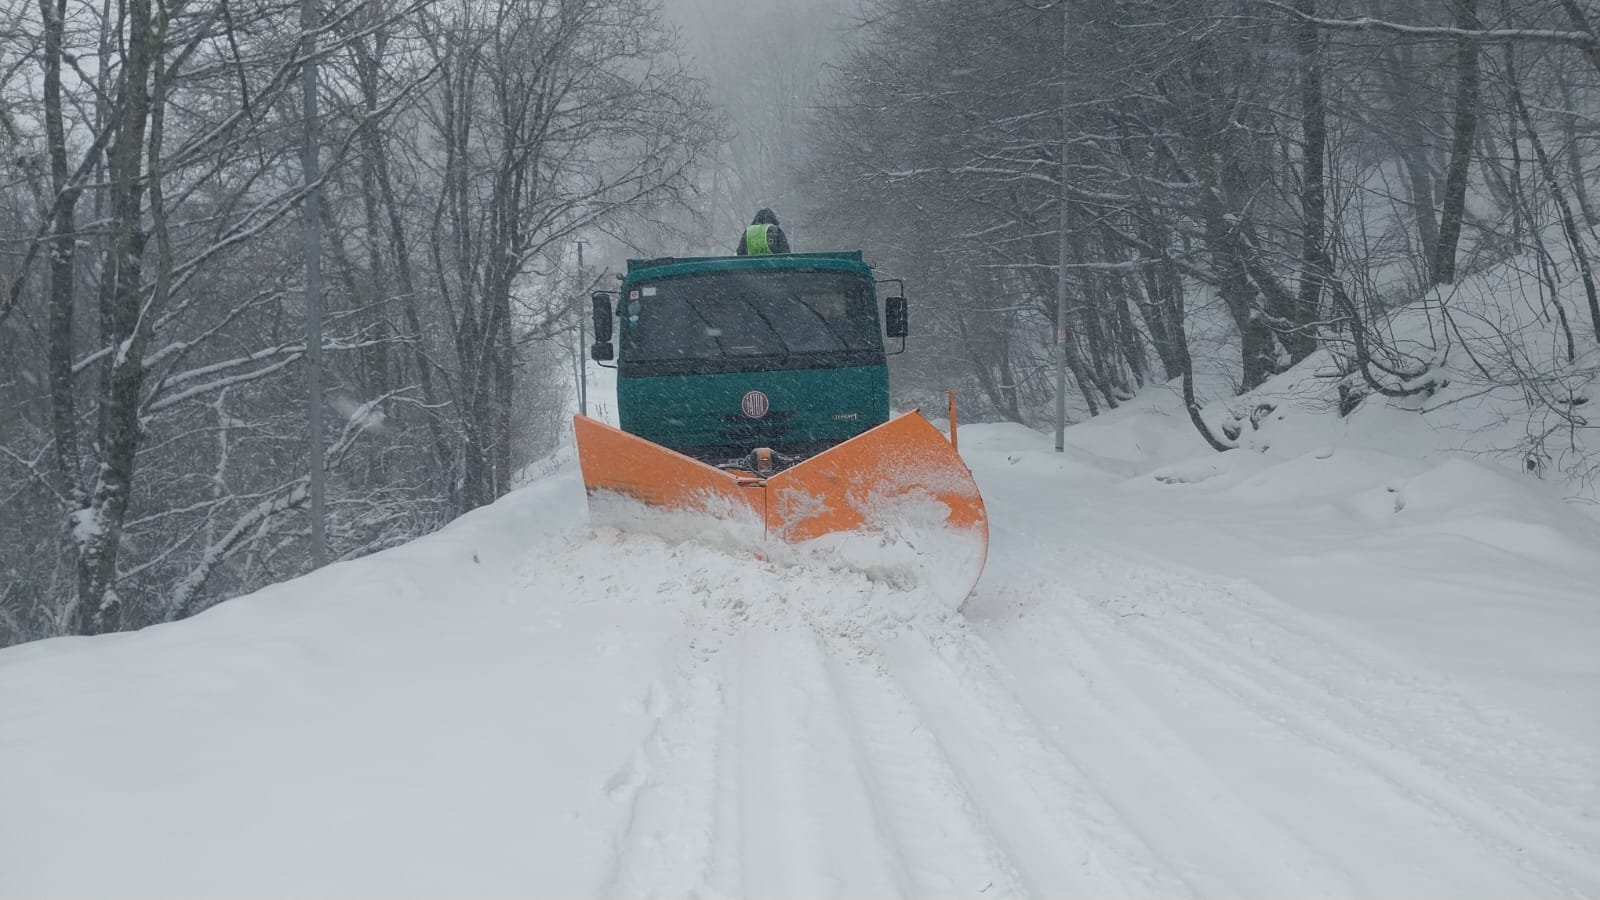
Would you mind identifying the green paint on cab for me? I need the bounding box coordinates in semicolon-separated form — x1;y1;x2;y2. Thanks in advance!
614;252;892;463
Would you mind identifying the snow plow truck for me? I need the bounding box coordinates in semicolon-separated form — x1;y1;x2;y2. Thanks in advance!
573;250;988;602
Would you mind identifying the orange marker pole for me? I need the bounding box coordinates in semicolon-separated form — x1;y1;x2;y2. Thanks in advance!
947;388;959;452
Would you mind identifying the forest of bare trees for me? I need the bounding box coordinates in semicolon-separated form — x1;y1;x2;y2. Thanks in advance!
2;0;1597;644
0;0;713;643
802;0;1599;447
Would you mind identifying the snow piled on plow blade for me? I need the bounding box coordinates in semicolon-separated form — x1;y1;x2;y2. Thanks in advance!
575;411;988;609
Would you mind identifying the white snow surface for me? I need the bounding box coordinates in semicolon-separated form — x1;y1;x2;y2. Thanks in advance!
4;400;1599;898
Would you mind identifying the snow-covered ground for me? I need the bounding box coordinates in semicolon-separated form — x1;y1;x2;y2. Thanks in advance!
3;382;1597;899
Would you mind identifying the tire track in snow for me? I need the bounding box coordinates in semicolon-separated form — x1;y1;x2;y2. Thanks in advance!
1057;567;1598;898
1175;574;1599;854
703;618;746;900
589;527;930;899
1065;548;1599;836
723;624;909;899
587;521;1050;898
866;623;1191;899
813;638;1031;899
530;528;731;899
967;608;1363;900
601;632;727;899
591;502;1593;897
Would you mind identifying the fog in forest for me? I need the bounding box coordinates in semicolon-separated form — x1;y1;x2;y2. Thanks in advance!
653;0;858;254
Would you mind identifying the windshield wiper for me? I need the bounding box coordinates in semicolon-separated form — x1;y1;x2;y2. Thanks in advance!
738;296;792;362
680;296;729;358
795;297;850;350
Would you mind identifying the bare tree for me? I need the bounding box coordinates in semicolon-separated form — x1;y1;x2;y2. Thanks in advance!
0;0;713;643
801;0;1598;455
420;0;713;511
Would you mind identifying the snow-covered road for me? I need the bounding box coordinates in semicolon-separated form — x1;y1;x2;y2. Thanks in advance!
594;430;1599;900
3;419;1597;899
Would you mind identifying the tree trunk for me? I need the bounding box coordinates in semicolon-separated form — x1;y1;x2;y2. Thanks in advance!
75;0;158;632
39;0;82;502
372;114;455;503
1128;219;1183;380
995;323;1023;422
1507;42;1600;340
1168;274;1233;452
492;288;513;495
1383;45;1440;279
1113;279;1148;390
1433;0;1480;285
1555;68;1598;227
1198;181;1278;391
1296;0;1330;347
1066;219;1120;409
355;31;392;481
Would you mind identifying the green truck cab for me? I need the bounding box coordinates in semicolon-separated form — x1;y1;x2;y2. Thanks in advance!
590;251;908;467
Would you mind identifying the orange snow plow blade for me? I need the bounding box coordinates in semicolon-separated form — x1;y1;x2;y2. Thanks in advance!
572;415;767;548
574;412;989;604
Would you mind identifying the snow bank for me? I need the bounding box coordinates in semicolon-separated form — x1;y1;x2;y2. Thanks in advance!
0;476;663;899
1218;239;1600;496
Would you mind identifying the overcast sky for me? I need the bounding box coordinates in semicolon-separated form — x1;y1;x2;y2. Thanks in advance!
661;0;857;90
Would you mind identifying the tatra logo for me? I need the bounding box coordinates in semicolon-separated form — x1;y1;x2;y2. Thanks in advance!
740;390;770;419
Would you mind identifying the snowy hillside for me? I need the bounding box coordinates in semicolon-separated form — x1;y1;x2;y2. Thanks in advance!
1194;238;1600;495
3;395;1597;898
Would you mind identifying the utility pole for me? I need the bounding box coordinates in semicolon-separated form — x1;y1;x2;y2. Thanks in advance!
301;0;325;566
576;239;588;417
1054;0;1070;454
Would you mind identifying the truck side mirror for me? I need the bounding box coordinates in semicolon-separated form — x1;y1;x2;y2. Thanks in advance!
591;292;614;343
885;296;908;338
590;341;614;361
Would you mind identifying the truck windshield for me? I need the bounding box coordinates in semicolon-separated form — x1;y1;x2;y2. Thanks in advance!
622;271;879;363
